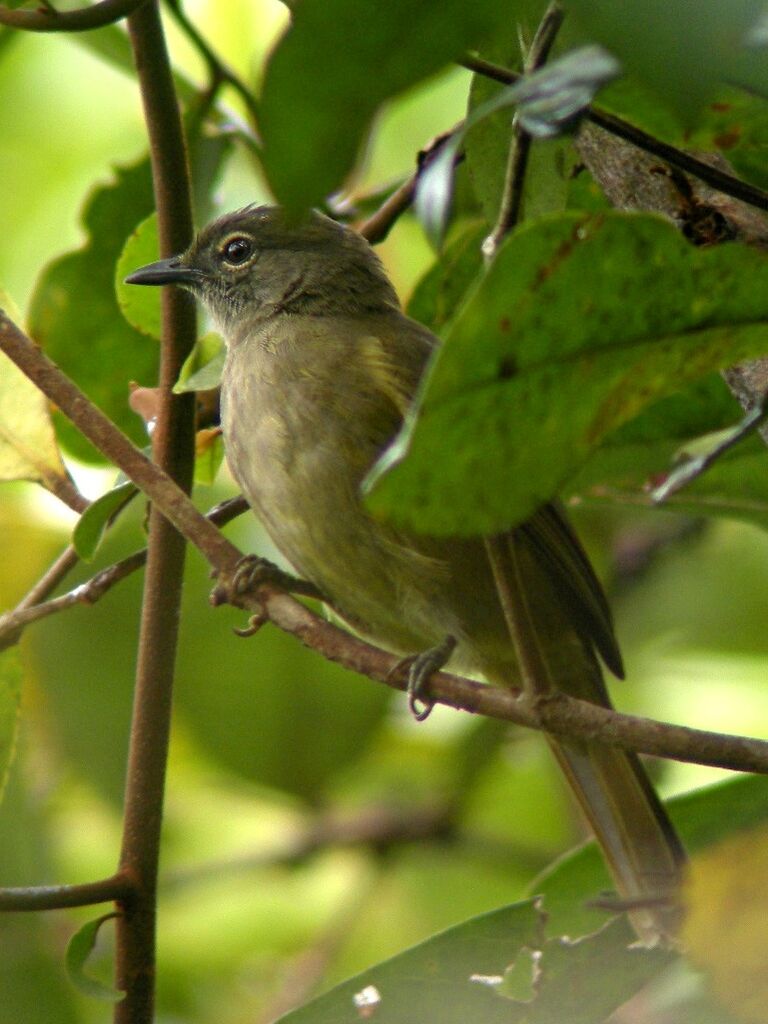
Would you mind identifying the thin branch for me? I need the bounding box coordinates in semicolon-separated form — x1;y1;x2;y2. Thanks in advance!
0;497;248;651
3;310;768;776
211;572;768;775
0;874;132;912
0;0;147;32
482;6;563;260
115;4;198;1020
165;803;454;892
459;54;768;214
43;471;89;514
0;312;238;572
163;0;259;126
8;543;80;613
358;176;417;243
358;127;461;243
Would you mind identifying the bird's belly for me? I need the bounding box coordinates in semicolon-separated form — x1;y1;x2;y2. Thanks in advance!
222;374;514;677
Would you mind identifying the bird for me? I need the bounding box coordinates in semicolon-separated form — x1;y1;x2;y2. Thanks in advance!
126;204;685;942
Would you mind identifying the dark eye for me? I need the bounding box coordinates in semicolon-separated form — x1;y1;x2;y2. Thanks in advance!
221;236;253;266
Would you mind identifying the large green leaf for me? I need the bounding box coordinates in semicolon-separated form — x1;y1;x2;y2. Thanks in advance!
115;212;162;341
274;899;543;1024
535;773;768;936
259;0;510;215
406;223;486;333
27;157;157;463
565;0;765;125
367;211;768;537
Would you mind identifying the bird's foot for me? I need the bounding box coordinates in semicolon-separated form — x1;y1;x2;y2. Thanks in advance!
230;554;324;601
392;635;457;722
210;555;325;637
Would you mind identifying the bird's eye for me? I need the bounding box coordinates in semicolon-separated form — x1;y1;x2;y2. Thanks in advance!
221;237;253;266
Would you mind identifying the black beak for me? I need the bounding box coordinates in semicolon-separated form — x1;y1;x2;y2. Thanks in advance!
124;256;203;287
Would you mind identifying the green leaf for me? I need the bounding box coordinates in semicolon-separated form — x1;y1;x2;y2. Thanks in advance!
406;223;486;333
278;777;768;1024
27;156;157;464
115;212;161;340
0;649;22;804
274;899;544;1024
173;333;225;393
0;290;67;489
565;0;765;125
367;211;768;537
259;0;509;215
65;914;124;1003
580;438;768;531
534;774;768;938
422;42;615;241
193;429;224;486
72;481;138;562
565;373;751;492
500;916;672;1023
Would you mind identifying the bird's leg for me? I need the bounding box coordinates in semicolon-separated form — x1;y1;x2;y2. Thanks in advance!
391;634;457;721
230;553;326;601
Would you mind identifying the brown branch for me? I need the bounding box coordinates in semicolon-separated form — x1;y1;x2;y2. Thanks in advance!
15;544;81;606
211;572;768;775
0;497;248;651
43;471;89;514
0;874;133;912
0;0;146;32
358;177;417;243
0;312;238;572
459;54;768;214
3;310;768;776
114;4;198;1020
163;0;259;126
358;127;461;243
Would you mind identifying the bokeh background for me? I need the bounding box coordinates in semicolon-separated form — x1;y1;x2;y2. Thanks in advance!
2;3;768;1022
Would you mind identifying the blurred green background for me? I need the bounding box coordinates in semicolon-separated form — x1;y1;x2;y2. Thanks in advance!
2;3;768;1022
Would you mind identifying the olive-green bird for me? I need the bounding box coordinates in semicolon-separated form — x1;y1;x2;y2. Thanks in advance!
127;205;685;941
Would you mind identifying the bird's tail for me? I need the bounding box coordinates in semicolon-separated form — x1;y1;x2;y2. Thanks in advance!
503;507;686;942
547;731;685;942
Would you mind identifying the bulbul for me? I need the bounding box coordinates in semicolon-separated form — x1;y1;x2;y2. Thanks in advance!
127;205;685;941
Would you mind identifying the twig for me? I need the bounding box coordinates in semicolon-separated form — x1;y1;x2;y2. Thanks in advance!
482;6;563;259
0;312;237;571
9;543;81;613
0;497;248;651
358;127;461;243
0;0;147;32
43;472;89;514
163;0;259;126
0;874;132;912
3;311;768;776
114;4;199;1021
460;54;768;214
358;176;418;243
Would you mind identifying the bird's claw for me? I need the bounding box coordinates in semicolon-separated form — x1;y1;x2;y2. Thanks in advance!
392;635;457;721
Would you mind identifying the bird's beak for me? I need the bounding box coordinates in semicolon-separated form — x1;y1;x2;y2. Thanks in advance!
124;256;203;287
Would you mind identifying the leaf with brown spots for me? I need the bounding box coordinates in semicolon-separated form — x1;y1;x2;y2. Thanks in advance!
367;211;768;536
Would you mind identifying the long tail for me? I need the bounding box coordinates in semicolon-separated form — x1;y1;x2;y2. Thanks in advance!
547;729;685;942
498;507;686;943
